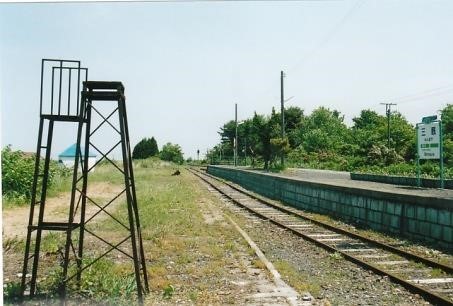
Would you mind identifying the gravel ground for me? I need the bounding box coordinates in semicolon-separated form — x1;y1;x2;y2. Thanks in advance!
215;193;432;306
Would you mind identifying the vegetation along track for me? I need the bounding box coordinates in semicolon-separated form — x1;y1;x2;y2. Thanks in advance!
188;167;453;306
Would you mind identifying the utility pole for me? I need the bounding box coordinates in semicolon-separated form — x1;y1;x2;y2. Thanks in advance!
234;103;238;167
244;138;247;166
380;103;397;148
280;70;285;167
197;149;200;162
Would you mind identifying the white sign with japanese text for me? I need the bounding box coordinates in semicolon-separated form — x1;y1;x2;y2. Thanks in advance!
418;122;440;159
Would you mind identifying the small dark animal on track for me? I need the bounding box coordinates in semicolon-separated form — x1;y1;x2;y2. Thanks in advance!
171;170;181;176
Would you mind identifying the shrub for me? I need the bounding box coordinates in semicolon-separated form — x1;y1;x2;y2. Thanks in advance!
1;146;70;202
160;143;184;164
366;144;403;166
2;147;35;200
355;161;452;179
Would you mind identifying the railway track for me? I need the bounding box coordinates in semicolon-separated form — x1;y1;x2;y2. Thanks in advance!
188;167;453;306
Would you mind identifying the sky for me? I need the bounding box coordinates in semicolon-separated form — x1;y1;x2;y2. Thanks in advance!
1;0;453;160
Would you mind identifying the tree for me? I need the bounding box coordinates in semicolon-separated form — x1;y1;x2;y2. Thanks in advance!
441;104;453;166
218;118;258;164
352;109;385;130
132;137;159;159
351;110;413;163
251;112;274;169
218;120;236;159
281;106;305;148
352;110;386;158
270;137;291;162
149;137;159;156
211;103;453;175
387;112;414;160
441;104;453;137
160;143;184;164
299;107;350;154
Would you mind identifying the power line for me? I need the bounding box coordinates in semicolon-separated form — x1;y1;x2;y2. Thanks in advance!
366;85;453;109
392;84;453;101
288;0;365;74
396;88;453;104
244;0;362;108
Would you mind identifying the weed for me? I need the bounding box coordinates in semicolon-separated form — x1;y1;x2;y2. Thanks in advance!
431;268;446;278
252;259;266;269
247;247;256;257
188;290;198;302
162;284;175;299
224;241;236;251
273;260;317;295
329;252;343;261
413;261;425;269
37;266;64;297
41;232;63;254
176;253;193;265
3;282;22;301
3;236;24;253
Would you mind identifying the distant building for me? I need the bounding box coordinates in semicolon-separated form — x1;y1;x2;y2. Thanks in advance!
58;144;97;171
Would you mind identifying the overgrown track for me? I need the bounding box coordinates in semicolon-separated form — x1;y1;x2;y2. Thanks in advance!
188;167;453;306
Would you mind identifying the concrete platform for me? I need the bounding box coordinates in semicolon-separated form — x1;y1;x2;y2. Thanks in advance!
207;165;453;249
242;167;453;208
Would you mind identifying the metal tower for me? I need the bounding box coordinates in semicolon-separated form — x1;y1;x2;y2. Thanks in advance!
20;59;148;302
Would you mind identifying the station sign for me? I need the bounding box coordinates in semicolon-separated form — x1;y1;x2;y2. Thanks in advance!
417;121;440;159
422;115;437;124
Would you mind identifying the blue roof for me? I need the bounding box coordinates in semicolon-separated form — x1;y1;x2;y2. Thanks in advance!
58;144;97;158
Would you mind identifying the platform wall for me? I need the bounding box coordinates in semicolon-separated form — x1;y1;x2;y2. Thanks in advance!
207;166;453;249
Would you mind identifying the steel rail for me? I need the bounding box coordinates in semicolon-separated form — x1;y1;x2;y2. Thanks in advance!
188;168;453;306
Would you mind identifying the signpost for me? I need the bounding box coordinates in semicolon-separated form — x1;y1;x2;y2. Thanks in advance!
416;116;444;188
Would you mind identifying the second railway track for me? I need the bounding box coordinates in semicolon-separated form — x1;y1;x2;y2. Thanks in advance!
189;167;453;305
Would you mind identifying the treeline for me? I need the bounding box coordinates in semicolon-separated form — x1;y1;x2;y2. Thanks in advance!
207;104;453;177
132;136;184;164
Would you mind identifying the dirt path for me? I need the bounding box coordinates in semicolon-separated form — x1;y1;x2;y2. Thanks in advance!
2;182;124;241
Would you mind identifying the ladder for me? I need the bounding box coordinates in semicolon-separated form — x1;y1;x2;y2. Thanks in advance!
20;59;148;303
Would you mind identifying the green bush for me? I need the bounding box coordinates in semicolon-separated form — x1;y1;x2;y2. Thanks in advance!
2;146;35;200
132;137;159;159
355;161;452;179
160;143;184;164
2;146;71;202
287;148;354;172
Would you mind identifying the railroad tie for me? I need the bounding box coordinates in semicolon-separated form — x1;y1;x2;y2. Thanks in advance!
375;260;410;266
407;278;453;285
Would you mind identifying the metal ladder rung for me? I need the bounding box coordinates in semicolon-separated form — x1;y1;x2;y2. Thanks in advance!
29;222;80;231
